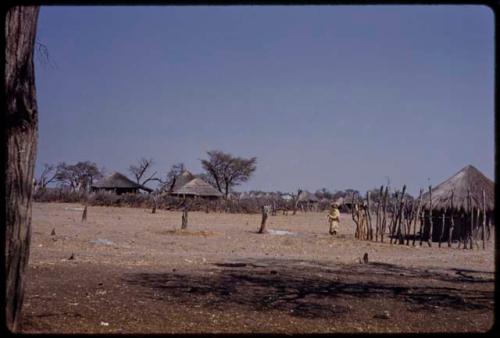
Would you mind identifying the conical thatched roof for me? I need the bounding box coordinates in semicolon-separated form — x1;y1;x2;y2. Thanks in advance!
171;169;195;192
92;172;152;192
297;190;319;203
171;177;222;197
421;165;494;211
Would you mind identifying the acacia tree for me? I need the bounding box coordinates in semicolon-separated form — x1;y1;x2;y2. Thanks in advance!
34;163;57;192
4;6;40;331
200;150;257;198
55;161;102;192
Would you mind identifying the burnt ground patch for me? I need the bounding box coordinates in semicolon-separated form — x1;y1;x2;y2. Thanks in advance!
123;259;494;319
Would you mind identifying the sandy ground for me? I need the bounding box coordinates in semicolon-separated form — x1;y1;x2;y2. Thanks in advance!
19;202;495;333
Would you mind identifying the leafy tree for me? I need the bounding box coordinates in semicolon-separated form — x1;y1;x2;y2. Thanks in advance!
55;161;102;192
200;150;257;198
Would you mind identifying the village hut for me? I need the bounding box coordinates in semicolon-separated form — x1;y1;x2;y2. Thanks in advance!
169;169;196;193
297;190;319;211
170;177;223;200
420;165;494;244
91;172;153;195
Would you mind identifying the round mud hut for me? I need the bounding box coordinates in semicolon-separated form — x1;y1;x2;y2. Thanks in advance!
420;165;494;246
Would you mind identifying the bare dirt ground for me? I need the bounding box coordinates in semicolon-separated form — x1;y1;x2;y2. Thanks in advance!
19;202;495;333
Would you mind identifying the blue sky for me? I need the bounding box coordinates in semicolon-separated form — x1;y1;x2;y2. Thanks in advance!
34;5;494;195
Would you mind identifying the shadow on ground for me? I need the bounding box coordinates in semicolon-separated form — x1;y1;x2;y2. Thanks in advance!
123;258;494;319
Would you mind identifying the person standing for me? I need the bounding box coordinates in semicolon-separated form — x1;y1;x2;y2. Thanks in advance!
328;202;341;235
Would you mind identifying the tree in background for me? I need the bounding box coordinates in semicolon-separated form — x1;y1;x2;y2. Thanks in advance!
200;150;257;198
55;161;102;192
34;163;57;192
162;162;185;192
128;157;159;186
315;188;333;200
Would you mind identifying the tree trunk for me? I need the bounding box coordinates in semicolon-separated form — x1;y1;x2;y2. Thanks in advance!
4;6;40;332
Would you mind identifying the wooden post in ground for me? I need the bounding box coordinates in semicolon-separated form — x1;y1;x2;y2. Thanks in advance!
412;189;423;246
258;205;269;234
448;190;454;247
375;185;383;242
381;186;388;243
81;204;88;222
419;210;425;246
406;197;417;246
366;191;373;240
352;193;360;239
151;194;157;214
181;206;188;229
475;207;481;250
427;185;433;247
390;191;400;244
395;185;406;245
439;208;446;248
482;189;486;249
467;189;473;249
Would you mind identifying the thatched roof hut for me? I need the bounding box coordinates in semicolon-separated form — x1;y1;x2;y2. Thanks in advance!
91;172;152;194
421;165;494;211
418;165;494;243
297;191;319;203
170;169;195;192
171;177;222;199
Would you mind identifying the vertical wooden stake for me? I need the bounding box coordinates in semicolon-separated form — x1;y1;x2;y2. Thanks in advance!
468;189;473;250
407;196;417;246
258;205;268;234
366;191;372;240
390;191;400;244
412;189;423;246
81;204;88;222
482;189;486;249
375;185;383;242
395;185;406;245
448;190;454;248
419;210;424;246
439;209;446;248
381;186;388;243
151;195;157;214
181;206;188;230
427;185;433;247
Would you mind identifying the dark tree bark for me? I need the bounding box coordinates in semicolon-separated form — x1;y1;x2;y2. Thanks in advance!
4;6;40;332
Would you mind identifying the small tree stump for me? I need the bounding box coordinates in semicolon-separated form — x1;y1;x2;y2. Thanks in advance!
81;205;88;222
181;207;188;230
258;205;269;234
